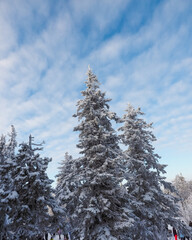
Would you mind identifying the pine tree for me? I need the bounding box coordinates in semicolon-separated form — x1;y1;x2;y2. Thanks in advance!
0;134;8;238
56;152;74;198
173;174;192;223
58;67;134;240
10;136;64;239
173;174;190;203
0;126;17;239
118;104;190;239
55;152;75;235
7;125;17;159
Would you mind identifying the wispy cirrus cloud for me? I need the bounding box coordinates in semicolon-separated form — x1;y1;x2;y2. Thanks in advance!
0;0;192;182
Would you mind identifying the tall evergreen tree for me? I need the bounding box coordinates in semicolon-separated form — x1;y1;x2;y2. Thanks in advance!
10;136;64;239
0;134;8;238
0;126;17;239
173;174;192;224
56;152;74;196
7;125;17;159
55;152;75;235
118;104;190;239
57;68;134;240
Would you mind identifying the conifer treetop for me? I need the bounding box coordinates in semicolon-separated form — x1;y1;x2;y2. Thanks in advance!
73;67;120;160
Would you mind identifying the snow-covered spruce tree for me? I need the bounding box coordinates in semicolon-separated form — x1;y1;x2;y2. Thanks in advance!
0;134;8;238
173;174;191;204
118;104;190;240
56;152;74;197
10;137;64;239
61;68;134;240
0;126;17;239
55;152;75;235
172;174;192;224
7;125;17;159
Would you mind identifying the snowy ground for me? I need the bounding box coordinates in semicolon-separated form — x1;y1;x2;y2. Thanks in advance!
48;233;68;240
48;234;176;240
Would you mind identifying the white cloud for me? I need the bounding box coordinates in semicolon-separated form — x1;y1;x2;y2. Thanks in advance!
0;0;192;181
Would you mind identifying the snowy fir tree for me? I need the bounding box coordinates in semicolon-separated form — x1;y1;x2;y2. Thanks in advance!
57;67;134;240
0;126;17;239
173;174;192;224
9;136;64;239
56;152;74;196
55;152;75;235
173;174;191;204
7;125;17;159
0;134;8;238
118;104;191;239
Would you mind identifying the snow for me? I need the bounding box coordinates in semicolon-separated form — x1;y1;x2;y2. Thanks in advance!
48;233;71;240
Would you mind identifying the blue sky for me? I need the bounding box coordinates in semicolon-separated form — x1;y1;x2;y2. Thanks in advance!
0;0;192;183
